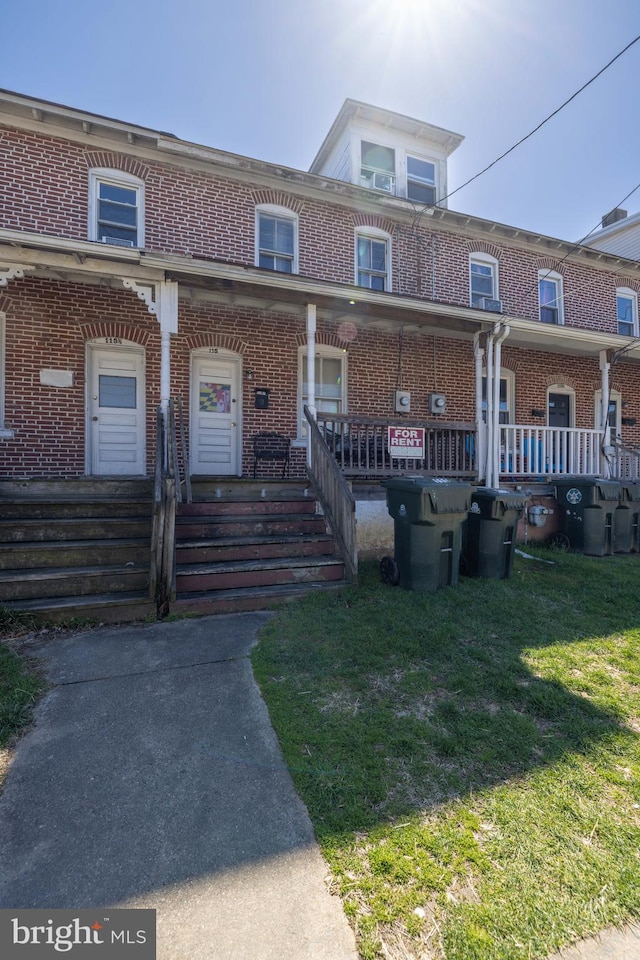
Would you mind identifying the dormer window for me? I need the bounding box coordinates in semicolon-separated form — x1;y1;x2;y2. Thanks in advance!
407;156;436;204
360;141;395;193
89;169;144;247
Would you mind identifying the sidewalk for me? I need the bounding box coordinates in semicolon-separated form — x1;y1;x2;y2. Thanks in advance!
547;922;640;960
0;614;357;960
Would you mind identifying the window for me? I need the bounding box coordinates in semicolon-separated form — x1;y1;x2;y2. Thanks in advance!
470;254;499;308
298;346;347;436
356;230;390;291
360;141;395;193
616;288;638;337
538;271;563;324
89;169;144;247
407;156;436;204
256;207;297;273
595;389;622;437
481;372;513;424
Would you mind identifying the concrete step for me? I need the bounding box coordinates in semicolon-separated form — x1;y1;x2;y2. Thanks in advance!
176;534;335;565
0;517;152;543
176;555;345;593
0;564;149;601
175;513;326;540
0;539;150;570
170;579;349;616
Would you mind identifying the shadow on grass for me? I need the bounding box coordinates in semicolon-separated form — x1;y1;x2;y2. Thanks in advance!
252;550;640;839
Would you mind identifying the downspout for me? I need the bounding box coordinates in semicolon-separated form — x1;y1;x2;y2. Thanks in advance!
492;323;510;489
600;348;611;478
485;329;495;489
158;280;178;414
306;303;317;468
473;333;485;483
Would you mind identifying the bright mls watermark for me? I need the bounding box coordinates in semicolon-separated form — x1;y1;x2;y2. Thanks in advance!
0;909;156;958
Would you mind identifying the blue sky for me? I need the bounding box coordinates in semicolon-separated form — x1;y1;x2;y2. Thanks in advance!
3;0;640;244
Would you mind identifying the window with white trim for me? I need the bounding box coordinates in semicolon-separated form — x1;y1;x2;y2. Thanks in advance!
360;141;396;194
356;229;391;291
616;288;638;337
481;370;514;424
298;346;347;437
89;169;144;247
407;155;436;204
594;388;622;438
470;254;499;308
256;206;298;273
538;271;564;325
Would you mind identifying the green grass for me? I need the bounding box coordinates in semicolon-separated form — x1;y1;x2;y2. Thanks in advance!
252;549;640;959
0;609;45;750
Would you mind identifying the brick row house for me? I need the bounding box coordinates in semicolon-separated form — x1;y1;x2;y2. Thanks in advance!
1;91;640;618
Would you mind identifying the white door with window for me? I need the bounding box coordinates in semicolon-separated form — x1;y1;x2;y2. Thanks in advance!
87;343;146;476
190;352;241;476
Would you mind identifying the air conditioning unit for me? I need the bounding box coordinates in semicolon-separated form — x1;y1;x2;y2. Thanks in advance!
429;393;447;415
477;297;503;313
101;236;135;247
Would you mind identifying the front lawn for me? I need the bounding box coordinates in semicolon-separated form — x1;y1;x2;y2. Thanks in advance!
252;549;640;959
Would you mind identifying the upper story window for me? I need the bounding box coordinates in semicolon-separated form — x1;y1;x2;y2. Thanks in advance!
616;288;638;337
360;141;395;194
538;271;564;325
470;254;499;308
256;206;298;273
356;229;390;291
89;169;144;247
407;156;436;204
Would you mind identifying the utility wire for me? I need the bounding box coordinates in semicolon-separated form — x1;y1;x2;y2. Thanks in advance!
440;33;640;207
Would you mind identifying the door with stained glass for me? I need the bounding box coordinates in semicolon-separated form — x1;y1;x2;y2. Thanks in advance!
87;343;146;475
190;352;240;475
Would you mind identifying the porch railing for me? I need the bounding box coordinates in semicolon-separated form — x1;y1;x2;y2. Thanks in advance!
499;425;603;479
609;441;640;480
315;413;477;479
305;406;358;583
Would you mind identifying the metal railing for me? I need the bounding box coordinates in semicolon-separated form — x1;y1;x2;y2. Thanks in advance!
305;406;358;583
499;425;603;478
314;413;477;479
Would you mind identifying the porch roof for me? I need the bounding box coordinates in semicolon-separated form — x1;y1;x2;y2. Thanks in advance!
2;227;640;362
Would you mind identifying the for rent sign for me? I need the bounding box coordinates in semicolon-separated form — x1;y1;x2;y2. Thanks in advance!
387;426;425;459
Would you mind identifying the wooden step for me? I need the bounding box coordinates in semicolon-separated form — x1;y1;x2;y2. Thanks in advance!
176;534;335;565
0;517;152;543
170;580;348;616
175;513;326;540
0;478;152;499
0;564;149;601
0;538;150;570
177;498;317;517
176;555;345;593
3;591;155;624
0;499;151;520
188;479;312;501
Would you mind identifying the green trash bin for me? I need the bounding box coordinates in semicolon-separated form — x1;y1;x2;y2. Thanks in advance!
554;477;622;556
463;488;527;579
616;480;640;553
381;478;471;592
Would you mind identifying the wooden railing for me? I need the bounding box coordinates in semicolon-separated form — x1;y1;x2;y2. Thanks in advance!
305;406;358;583
149;399;191;612
499;425;603;478
315;413;477;479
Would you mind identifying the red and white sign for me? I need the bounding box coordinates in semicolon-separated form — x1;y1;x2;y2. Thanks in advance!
387;426;425;459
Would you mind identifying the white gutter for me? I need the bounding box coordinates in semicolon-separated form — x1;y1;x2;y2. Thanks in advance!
306;304;317;468
473;333;485;484
600;349;611;478
485;330;495;489
492;323;510;489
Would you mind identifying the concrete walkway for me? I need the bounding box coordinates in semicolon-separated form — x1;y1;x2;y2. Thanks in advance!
0;615;357;960
547;922;640;960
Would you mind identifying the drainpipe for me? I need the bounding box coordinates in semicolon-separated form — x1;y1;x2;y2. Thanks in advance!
485;330;495;489
306;303;317;468
158;280;178;414
473;333;485;483
492;323;510;489
600;349;611;478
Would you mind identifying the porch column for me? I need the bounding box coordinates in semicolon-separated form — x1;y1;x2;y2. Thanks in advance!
473;333;485;483
492;324;510;488
306;303;317;468
485;331;494;488
600;349;611;478
158;280;179;413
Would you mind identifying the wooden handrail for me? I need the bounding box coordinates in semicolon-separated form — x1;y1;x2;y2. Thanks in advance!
149;399;185;612
305;406;358;584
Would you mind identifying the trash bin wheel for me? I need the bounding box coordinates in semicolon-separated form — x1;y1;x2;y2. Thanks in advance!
380;556;400;586
548;532;571;551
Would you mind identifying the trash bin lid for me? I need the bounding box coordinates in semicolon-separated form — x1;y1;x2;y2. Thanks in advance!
384;477;471;514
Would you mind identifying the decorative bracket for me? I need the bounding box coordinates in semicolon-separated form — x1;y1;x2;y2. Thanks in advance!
0;264;29;288
121;278;158;315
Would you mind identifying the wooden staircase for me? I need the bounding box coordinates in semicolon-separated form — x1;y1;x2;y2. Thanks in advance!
0;478;349;624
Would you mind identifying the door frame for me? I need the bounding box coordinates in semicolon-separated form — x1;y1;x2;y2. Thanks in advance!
189;348;243;477
85;338;146;476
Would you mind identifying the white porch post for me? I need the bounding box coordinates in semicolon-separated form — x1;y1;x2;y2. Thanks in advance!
473;333;485;484
485;331;494;488
306;303;317;468
158;280;179;413
492;324;510;489
600;348;611;478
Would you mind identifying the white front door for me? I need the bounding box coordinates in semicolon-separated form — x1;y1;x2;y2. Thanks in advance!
87;343;146;476
190;352;241;476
